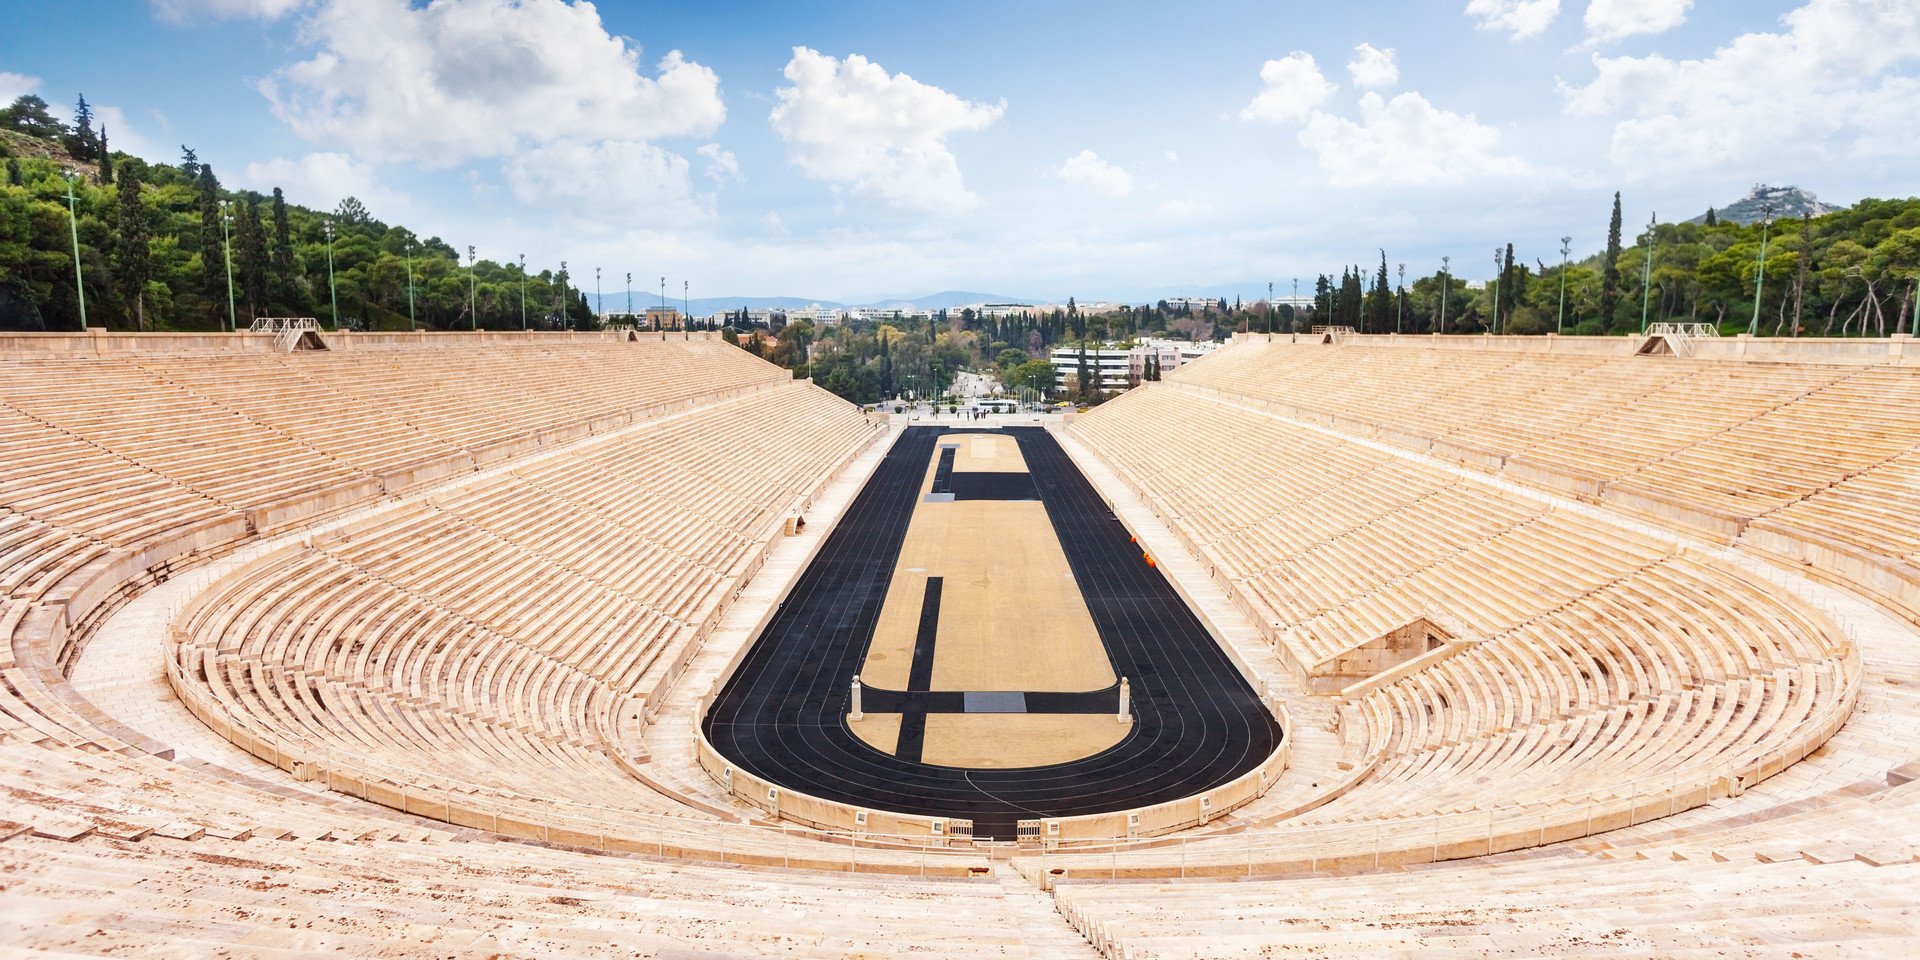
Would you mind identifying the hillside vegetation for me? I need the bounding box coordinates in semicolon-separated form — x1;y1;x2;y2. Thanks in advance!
1;95;595;333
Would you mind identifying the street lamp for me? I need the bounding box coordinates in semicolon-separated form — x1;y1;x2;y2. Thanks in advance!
559;260;568;331
1749;203;1775;336
1439;256;1451;334
659;275;666;330
518;254;527;330
324;218;338;331
404;238;417;332
61;169;89;330
1266;281;1273;339
683;279;690;340
1556;236;1572;334
1491;247;1503;336
1396;263;1405;334
467;245;478;331
625;271;632;323
219;200;237;332
1640;213;1657;334
595;267;602;328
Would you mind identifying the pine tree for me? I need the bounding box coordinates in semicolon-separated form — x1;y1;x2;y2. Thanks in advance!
1790;213;1812;336
114;166;150;331
1601;192;1624;331
67;94;95;161
179;145;199;182
5;158;21;187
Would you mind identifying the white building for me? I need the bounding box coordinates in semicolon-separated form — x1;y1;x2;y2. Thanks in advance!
1048;338;1220;394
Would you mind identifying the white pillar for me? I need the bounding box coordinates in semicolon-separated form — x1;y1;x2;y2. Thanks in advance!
850;675;864;722
1118;677;1131;723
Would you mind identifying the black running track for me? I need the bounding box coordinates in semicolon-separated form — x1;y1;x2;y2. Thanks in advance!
703;426;1282;839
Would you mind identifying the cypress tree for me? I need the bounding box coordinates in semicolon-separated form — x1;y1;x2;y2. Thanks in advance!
197;164;223;313
1602;192;1624;331
114;166;150;331
269;188;294;307
1501;243;1516;328
1704;207;1719;227
238;198;269;320
98;126;112;183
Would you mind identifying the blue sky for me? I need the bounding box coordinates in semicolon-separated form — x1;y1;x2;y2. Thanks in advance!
3;0;1915;302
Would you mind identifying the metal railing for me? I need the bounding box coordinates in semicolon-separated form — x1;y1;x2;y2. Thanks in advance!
249;317;322;352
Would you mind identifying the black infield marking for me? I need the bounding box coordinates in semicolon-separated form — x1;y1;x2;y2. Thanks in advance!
892;577;944;763
703;426;1282;839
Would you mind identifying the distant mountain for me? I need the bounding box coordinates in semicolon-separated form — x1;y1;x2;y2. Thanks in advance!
586;290;1043;316
871;290;1041;309
1690;185;1840;226
587;294;845;317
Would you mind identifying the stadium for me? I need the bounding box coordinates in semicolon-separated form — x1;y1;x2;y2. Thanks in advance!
2;323;1917;957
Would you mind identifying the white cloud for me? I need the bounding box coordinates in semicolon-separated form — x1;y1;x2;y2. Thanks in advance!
760;211;789;236
1158;198;1214;217
1165;150;1180;162
1051;150;1134;198
696;143;741;185
1583;0;1692;43
1346;44;1400;89
1464;0;1563;40
243;151;405;213
1298;91;1534;187
0;71;40;104
1240;53;1336;124
503;139;709;228
260;0;724;167
150;0;306;20
1560;0;1920;177
92;106;159;160
769;47;1004;216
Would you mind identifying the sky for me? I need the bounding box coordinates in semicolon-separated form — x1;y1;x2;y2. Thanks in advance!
2;0;1917;303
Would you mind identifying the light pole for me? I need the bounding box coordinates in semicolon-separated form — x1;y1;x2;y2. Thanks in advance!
595;267;602;328
1749;204;1775;336
61;169;89;329
1266;281;1273;339
1291;278;1299;334
1640;213;1657;334
219;200;236;332
559;260;568;331
1557;236;1572;334
1491;247;1503;336
518;254;527;330
467;245;477;331
404;238;416;332
324;218;338;331
683;280;690;340
1439;256;1451;334
659;276;666;331
1396;263;1405;334
625;271;632;323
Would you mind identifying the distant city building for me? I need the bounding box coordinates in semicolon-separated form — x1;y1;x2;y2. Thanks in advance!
644;307;683;330
1049;338;1219;394
1163;297;1224;313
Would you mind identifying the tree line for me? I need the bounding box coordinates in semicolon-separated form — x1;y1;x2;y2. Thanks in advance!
1;93;597;332
1274;191;1918;338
